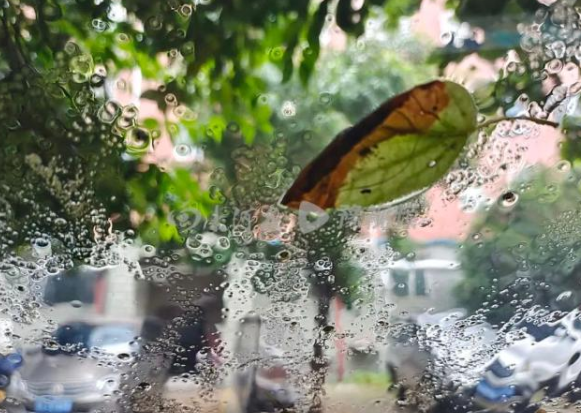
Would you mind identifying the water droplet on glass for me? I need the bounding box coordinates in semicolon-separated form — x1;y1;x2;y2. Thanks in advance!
141;244;156;257
70;300;83;308
215;237;231;251
499;191;519;208
117;33;130;43
227;122;240;133
556;160;571;172
91;19;108;32
546;58;564;74
125;128;151;156
180;4;193;17
281;101;296;117
319;93;333;106
551;40;566;59
440;32;453;45
269;47;284;61
506;61;518;73
164;93;178;106
174;144;192;159
54;218;67;227
146;16;163;31
181;41;195;56
33;238;51;258
557;290;573;303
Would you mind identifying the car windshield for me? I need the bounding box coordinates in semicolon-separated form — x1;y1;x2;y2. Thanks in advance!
88;325;137;349
2;1;581;412
488;360;515;379
517;322;560;342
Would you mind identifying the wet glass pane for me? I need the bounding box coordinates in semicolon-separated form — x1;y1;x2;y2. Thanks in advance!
1;0;581;412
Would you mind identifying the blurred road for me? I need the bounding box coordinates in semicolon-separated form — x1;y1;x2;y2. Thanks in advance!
162;381;391;413
161;381;581;413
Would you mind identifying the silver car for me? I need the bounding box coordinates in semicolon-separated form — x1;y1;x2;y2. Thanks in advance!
234;315;298;413
5;320;168;413
386;308;496;410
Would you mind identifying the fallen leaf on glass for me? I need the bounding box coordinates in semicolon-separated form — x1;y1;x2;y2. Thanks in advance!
281;80;478;209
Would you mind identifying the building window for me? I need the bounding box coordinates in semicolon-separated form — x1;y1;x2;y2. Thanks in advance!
43;269;101;305
392;270;409;297
415;269;427;296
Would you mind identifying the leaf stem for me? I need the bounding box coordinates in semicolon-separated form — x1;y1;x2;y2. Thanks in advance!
478;116;559;130
56;84;81;113
34;0;54;50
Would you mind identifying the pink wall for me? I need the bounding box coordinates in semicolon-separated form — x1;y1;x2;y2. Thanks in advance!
406;0;566;242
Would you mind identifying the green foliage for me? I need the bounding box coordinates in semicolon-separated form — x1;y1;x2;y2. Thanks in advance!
0;58;130;258
0;0;422;149
299;0;330;86
344;371;392;387
128;167;217;246
0;0;425;259
384;0;422;28
560;107;581;163
470;69;545;116
457;166;581;324
0;0;431;258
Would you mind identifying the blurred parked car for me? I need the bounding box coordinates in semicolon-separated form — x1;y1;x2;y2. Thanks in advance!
0;319;14;354
473;307;581;412
234;314;298;413
5;319;169;413
140;303;218;377
386;308;496;411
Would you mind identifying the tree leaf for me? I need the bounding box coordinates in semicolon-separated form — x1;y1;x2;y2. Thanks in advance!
281;80;478;209
299;0;329;85
281;19;302;83
336;0;367;37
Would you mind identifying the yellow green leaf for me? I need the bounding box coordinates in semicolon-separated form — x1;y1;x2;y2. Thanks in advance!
281;80;478;209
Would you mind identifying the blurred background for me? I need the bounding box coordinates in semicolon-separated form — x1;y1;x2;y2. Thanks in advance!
2;0;581;412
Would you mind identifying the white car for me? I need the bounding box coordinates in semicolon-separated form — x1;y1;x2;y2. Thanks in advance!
474;307;581;412
0;319;14;354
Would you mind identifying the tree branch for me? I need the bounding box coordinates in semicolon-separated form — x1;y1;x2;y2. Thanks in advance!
1;9;26;70
478;116;559;130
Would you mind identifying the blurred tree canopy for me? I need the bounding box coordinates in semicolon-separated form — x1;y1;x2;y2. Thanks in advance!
456;165;581;324
440;0;539;64
4;0;579;328
448;0;581;322
0;0;429;259
206;35;435;189
434;0;581;117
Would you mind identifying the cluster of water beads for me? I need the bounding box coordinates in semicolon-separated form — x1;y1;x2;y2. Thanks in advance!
519;0;581;76
6;2;581;411
230;139;298;207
